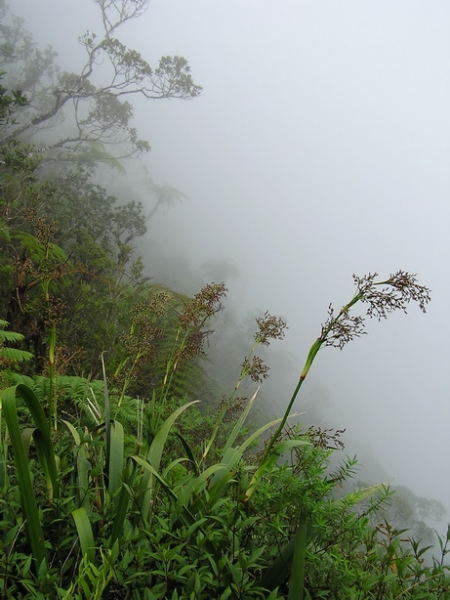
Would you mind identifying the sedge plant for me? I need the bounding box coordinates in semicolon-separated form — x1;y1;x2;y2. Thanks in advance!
247;271;431;501
242;271;431;600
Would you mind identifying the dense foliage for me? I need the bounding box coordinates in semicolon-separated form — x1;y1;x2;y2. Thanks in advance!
0;2;449;598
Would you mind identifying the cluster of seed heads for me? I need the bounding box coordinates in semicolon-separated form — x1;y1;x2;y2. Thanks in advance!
255;311;287;346
181;282;227;327
25;208;56;246
305;426;347;451
239;311;287;385
321;271;431;350
118;299;165;359
357;271;431;318
241;355;270;383
148;290;172;317
181;329;213;360
321;304;365;350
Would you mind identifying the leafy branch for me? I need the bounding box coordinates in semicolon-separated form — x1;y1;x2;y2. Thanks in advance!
1;0;202;166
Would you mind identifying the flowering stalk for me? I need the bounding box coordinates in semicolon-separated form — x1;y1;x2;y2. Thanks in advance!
202;311;287;462
254;271;431;491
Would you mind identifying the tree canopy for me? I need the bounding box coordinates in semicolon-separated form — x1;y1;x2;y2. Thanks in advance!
0;0;202;167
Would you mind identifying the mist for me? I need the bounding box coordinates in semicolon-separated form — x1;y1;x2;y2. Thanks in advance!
12;0;450;523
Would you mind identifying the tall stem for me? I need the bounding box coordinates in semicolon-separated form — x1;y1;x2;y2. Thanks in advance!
260;292;363;466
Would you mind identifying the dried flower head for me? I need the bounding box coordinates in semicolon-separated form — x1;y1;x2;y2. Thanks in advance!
322;303;366;350
305;426;346;451
255;311;287;346
181;329;213;359
241;355;270;383
148;290;172;317
320;271;431;351
259;270;431;484
182;282;227;327
25;208;57;245
356;270;431;320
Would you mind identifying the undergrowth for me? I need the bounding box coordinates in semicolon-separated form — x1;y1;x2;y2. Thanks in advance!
1;275;449;600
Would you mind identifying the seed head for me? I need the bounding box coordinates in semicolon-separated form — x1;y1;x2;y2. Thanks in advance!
322;303;366;350
241;355;270;383
255;311;287;346
357;270;431;319
321;271;431;350
182;282;227;327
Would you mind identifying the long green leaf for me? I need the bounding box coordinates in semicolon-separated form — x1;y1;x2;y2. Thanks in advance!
261;515;312;592
289;511;308;600
109;481;131;547
72;507;96;564
175;432;199;475
202;388;259;462
101;353;111;489
133;455;179;502
108;420;124;496
0;438;8;489
4;384;59;499
221;387;259;454
62;420;90;509
176;463;227;515
207;417;285;503
2;386;47;568
146;400;199;470
138;400;198;520
261;536;297;591
132;455;221;557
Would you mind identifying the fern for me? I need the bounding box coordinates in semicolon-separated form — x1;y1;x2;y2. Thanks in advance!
0;320;33;364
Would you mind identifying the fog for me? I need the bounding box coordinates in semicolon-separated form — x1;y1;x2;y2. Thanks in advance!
13;0;450;519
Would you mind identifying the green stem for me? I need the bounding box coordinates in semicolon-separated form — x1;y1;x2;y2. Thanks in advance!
260;291;364;467
48;322;57;430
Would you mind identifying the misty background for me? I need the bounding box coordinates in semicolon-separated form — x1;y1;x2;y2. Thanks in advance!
12;0;450;521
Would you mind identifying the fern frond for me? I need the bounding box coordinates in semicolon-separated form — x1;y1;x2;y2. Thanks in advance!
0;347;33;362
0;320;33;363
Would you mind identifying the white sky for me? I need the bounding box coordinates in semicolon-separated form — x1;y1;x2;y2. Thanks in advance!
12;0;450;515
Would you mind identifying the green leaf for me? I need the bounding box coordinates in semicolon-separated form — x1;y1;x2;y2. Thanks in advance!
62;420;90;509
109;480;131;547
108;419;124;496
2;386;48;568
146;400;199;470
208;419;305;505
138;400;199;519
244;439;310;502
72;507;96;564
0;346;33;362
289;512;308;600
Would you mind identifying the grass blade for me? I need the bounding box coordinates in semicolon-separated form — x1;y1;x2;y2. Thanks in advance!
108;420;124;496
260;514;312;593
146;400;199;470
2;386;48;569
109;481;131;547
207;417;286;503
289;511;308;600
6;384;59;499
72;507;96;564
221;387;259;455
138;400;199;520
62;420;91;509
